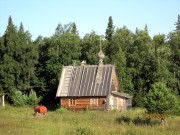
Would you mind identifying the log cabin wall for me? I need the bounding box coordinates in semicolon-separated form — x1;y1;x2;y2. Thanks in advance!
60;97;106;111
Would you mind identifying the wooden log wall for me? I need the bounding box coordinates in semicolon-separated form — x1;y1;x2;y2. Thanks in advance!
60;97;106;111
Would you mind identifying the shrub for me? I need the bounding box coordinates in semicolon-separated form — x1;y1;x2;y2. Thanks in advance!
171;97;180;116
28;89;42;106
115;115;132;124
133;116;151;126
56;107;68;113
10;88;29;106
144;82;179;115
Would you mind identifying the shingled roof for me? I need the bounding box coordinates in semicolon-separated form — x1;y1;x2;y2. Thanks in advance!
56;64;115;97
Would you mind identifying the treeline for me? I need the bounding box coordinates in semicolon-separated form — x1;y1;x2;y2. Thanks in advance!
0;15;179;107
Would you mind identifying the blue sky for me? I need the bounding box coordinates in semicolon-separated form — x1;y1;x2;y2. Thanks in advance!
0;0;179;40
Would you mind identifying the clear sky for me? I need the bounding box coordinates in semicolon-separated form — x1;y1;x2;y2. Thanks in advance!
0;0;179;40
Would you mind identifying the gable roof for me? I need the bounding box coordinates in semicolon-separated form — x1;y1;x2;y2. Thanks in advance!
56;64;115;97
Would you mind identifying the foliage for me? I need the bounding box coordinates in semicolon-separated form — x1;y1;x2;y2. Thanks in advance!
71;22;78;35
0;16;38;96
81;31;103;64
105;16;114;42
133;117;152;126
144;82;179;115
105;16;115;62
0;15;180;109
28;89;42;106
115;115;132;124
56;107;68;113
10;88;29;106
175;14;180;32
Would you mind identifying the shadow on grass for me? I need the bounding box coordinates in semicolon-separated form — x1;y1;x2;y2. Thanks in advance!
115;116;162;126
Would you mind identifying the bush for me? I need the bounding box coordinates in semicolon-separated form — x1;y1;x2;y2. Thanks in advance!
115;115;132;124
10;88;29;106
115;115;162;126
133;116;151;126
28;89;42;106
171;97;180;116
56;107;68;113
144;82;179;115
133;116;162;126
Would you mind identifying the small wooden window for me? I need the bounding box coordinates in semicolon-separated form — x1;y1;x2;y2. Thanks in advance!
69;99;76;106
90;98;98;106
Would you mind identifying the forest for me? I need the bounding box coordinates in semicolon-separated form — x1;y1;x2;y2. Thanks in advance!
0;15;179;114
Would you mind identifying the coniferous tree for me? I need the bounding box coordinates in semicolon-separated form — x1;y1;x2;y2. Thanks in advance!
144;82;179;115
112;27;134;94
105;16;114;42
19;22;24;33
175;14;180;32
168;32;180;94
71;22;78;34
128;29;154;107
16;22;39;92
8;16;13;26
105;16;114;62
0;17;39;103
0;16;18;93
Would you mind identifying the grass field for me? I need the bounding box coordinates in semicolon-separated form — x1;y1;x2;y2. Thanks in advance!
0;106;179;135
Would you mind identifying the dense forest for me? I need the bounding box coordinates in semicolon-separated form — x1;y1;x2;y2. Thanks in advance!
0;15;179;111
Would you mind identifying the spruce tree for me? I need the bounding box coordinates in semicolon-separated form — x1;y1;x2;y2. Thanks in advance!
105;16;115;62
19;22;24;33
105;16;114;42
0;16;18;93
8;16;13;26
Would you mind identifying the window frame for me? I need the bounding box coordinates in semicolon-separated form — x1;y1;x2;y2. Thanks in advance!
69;99;76;106
90;98;98;106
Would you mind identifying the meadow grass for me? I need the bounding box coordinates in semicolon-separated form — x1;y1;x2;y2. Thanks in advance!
0;106;179;135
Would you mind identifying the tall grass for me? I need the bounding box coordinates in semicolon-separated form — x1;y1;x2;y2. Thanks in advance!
0;106;179;135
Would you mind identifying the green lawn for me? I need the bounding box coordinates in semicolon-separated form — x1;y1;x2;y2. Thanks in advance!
0;106;179;135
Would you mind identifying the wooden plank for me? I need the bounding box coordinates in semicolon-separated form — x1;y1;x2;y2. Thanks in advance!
60;97;106;110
